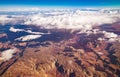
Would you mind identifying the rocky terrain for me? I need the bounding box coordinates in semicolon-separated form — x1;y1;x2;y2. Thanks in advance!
0;28;120;77
0;8;120;76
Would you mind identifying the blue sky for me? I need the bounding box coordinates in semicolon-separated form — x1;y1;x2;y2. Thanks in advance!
0;0;120;8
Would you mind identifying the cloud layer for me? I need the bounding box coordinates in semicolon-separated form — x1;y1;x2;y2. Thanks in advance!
24;10;120;30
0;8;120;42
0;9;120;29
0;15;24;25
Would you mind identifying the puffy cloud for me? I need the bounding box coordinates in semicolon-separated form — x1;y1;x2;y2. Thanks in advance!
102;31;118;38
24;9;120;30
15;35;42;41
0;15;14;25
97;31;120;42
0;8;120;42
0;48;17;61
0;15;24;25
0;9;120;30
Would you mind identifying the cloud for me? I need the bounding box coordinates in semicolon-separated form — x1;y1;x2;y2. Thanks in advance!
0;9;120;30
0;15;24;25
24;9;120;30
0;8;120;42
0;7;41;11
9;27;51;42
0;48;17;61
102;31;118;38
9;27;25;32
15;35;42;41
97;31;120;42
26;30;50;35
9;27;51;35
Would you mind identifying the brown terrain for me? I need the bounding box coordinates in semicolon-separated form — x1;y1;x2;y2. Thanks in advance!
0;25;120;77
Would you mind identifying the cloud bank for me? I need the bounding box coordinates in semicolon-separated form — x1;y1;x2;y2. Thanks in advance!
24;10;119;30
0;15;24;25
0;8;120;42
0;9;120;29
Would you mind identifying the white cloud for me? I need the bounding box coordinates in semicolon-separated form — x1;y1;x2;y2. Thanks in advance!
9;27;51;35
0;7;41;11
0;9;120;30
97;31;120;42
0;8;120;42
0;48;17;61
0;15;25;25
23;9;120;30
102;31;118;38
15;35;41;41
9;27;25;32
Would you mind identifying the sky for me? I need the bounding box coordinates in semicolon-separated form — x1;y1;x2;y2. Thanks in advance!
0;0;120;8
